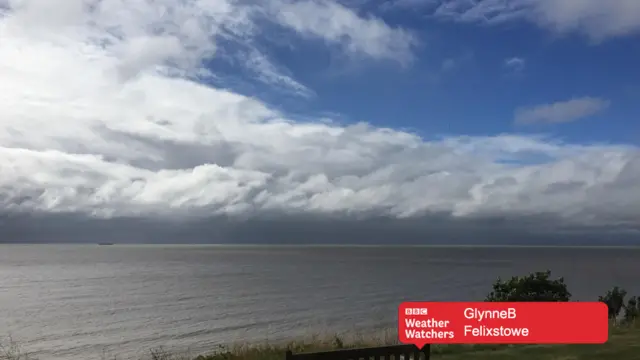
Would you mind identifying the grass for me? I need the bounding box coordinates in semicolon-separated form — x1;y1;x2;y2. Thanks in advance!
431;322;640;360
161;322;640;360
3;322;639;360
0;337;33;360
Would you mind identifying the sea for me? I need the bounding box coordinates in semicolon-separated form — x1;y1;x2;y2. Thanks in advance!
1;244;639;360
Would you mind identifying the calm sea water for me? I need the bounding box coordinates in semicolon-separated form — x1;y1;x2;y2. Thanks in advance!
1;245;639;359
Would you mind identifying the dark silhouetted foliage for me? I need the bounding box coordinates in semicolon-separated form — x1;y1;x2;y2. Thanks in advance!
624;296;639;322
599;286;627;320
485;270;571;302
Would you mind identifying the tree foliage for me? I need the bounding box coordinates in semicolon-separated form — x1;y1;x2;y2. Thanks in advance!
484;270;639;325
597;287;640;322
485;270;571;302
624;296;640;322
599;286;627;320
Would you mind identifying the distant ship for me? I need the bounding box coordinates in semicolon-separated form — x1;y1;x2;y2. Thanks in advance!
98;242;114;245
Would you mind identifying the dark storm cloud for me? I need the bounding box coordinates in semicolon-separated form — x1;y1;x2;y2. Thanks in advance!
2;211;639;245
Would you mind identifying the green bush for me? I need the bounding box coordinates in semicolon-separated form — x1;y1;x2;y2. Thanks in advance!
623;296;639;323
599;286;627;320
485;270;571;302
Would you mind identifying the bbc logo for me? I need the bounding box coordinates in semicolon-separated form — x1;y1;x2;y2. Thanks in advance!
405;308;428;315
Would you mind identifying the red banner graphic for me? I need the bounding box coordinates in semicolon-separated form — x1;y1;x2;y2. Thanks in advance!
398;301;608;348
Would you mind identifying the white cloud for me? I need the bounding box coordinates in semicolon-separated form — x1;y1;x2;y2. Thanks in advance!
431;0;640;42
1;0;413;97
441;52;474;72
514;97;611;125
379;0;433;12
504;57;525;72
242;48;316;98
272;0;417;66
0;0;639;234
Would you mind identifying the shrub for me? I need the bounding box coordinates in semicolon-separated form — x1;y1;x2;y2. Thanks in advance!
623;296;639;323
0;337;33;360
485;270;571;302
598;286;627;320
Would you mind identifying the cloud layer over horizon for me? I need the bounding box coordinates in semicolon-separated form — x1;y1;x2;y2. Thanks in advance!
1;0;640;241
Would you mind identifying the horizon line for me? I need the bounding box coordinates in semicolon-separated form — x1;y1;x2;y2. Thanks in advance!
2;243;640;249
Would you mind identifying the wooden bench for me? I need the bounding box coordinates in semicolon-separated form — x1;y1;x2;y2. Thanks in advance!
285;344;430;360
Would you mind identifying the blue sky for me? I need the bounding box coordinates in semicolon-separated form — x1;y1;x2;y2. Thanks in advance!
2;0;640;243
208;0;640;145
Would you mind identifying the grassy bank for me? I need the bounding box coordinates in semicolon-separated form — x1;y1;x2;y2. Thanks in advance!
2;323;639;360
184;322;640;360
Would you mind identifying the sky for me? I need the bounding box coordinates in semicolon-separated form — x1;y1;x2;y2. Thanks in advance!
1;0;639;244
